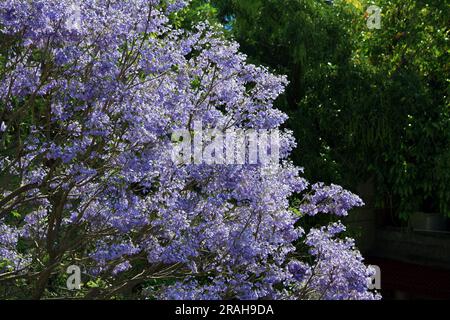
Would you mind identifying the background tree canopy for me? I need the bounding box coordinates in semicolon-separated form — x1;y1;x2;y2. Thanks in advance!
196;0;450;220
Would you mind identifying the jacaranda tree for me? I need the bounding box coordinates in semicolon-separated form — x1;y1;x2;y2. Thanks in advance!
0;0;379;300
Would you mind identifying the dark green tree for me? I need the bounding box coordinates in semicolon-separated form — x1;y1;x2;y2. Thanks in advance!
209;0;450;219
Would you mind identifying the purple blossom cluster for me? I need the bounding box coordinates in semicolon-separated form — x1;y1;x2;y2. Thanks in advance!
0;0;379;300
300;183;365;217
300;222;380;299
0;223;29;272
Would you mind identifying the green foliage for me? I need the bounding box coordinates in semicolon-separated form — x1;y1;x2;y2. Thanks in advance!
208;0;450;218
212;0;360;183
356;0;450;217
170;0;221;30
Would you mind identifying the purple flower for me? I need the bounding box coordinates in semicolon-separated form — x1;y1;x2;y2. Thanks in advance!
0;0;378;300
300;183;364;217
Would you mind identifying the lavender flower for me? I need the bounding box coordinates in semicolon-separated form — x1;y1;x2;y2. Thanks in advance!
300;183;364;217
0;0;378;300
